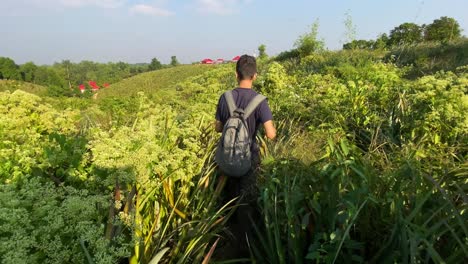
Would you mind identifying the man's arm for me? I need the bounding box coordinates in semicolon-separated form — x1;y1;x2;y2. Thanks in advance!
215;120;223;133
263;120;276;139
215;94;225;133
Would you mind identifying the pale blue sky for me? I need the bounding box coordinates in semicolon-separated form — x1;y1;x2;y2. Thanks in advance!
1;0;467;65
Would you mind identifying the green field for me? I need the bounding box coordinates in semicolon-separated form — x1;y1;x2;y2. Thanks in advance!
98;64;214;98
0;47;467;264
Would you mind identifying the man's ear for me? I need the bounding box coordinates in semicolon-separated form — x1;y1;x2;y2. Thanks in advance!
252;73;258;81
235;72;239;80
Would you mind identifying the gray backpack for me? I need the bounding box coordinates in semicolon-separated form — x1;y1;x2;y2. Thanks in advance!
215;90;266;177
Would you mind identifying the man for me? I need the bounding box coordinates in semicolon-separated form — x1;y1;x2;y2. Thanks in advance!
215;54;276;257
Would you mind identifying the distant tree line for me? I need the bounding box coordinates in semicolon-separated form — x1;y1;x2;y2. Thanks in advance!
343;16;463;50
0;56;179;95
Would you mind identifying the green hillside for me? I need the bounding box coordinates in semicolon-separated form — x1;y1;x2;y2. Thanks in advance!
387;38;468;77
97;64;219;99
92;64;231;126
0;80;47;96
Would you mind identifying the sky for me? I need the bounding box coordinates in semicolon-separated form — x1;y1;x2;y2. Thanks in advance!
1;0;467;65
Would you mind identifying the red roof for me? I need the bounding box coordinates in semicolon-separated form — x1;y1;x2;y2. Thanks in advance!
88;81;100;90
232;55;240;61
79;84;85;90
201;58;214;64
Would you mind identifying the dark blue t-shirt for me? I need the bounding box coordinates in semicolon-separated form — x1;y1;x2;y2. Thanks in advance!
215;88;273;153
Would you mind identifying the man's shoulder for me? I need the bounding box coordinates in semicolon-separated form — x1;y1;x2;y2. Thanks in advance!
217;90;230;100
233;87;265;97
219;89;236;97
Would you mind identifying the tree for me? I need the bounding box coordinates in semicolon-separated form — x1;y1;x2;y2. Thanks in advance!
388;22;422;46
20;62;38;82
258;44;267;60
149;58;162;71
424;16;461;42
61;60;73;89
343;39;375;50
170;56;179;67
294;20;325;57
373;33;389;50
0;57;21;80
34;66;65;88
343;11;356;44
275;49;300;62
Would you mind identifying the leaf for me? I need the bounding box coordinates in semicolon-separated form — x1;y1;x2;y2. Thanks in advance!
340;139;349;156
351;254;364;262
332;199;368;264
421;239;445;264
310;199;321;214
202;238;220;264
79;239;94;264
301;212;311;230
306;251;320;260
415;150;427;158
349;164;367;182
149;247;170;264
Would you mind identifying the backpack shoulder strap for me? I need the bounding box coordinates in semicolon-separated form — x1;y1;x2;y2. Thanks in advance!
244;94;266;119
224;91;236;117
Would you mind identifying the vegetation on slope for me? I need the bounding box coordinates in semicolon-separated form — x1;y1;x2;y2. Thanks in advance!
97;64;215;99
0;80;47;96
0;32;467;264
387;38;468;77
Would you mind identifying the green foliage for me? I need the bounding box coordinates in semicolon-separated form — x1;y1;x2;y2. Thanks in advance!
0;57;21;80
258;44;268;60
294;20;325;57
251;58;467;262
424;16;462;42
374;33;389;50
148;57;163;71
343;39;375;50
0;90;130;263
97;64;212;100
388;22;423;46
88;93;231;263
170;56;179;67
274;49;300;62
19;62;38;82
343;11;356;45
0;179;130;264
1;39;466;263
0;80;47;95
254;133;467;263
354;17;462;52
0;57;162;96
39;66;65;87
0;64;238;263
387;38;468;77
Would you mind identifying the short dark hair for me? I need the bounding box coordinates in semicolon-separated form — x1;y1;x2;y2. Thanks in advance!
236;55;257;80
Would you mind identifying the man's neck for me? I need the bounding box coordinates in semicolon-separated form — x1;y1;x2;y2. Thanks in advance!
238;80;253;89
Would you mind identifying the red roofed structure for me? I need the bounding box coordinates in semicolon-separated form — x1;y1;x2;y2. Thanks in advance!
216;58;224;64
79;84;85;93
232;55;240;62
88;81;100;91
201;58;214;64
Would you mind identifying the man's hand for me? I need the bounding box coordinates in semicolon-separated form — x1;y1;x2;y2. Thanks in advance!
263;120;276;139
215;120;223;133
